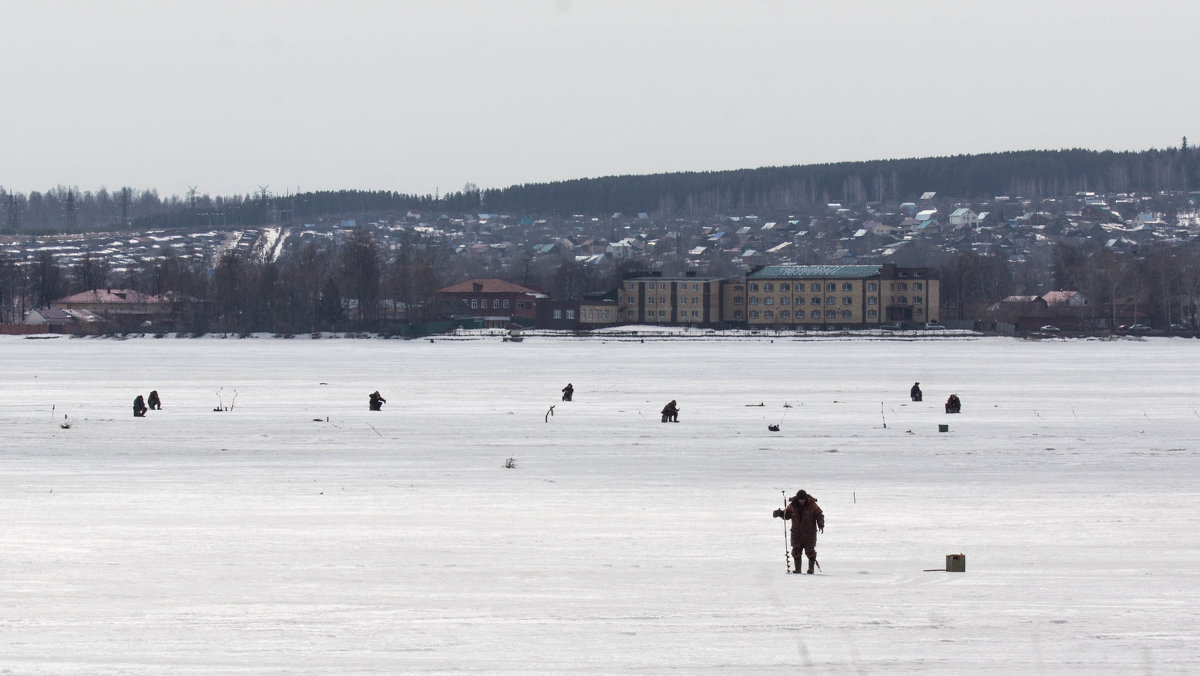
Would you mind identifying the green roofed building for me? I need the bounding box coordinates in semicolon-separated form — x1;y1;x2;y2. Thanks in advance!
743;263;939;329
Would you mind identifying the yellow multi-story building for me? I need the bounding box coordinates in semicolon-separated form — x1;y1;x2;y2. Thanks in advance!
618;274;726;326
743;264;939;328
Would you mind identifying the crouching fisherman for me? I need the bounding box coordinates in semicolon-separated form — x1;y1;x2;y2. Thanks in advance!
945;393;961;414
661;399;679;423
773;489;825;574
369;390;387;411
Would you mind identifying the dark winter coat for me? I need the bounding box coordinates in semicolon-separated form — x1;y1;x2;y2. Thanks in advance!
782;495;824;547
369;391;386;411
661;400;679;422
133;395;148;417
910;384;922;401
562;384;574;401
945;394;961;414
147;391;161;410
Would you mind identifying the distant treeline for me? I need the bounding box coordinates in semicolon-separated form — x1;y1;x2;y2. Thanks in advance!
480;147;1198;217
3;146;1196;233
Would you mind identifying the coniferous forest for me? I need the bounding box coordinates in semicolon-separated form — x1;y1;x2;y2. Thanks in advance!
1;147;1196;234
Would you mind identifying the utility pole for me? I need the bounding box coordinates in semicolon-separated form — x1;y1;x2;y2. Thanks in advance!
119;187;131;227
188;186;198;229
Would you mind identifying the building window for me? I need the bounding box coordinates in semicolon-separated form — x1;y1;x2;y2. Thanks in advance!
462;299;469;306
867;309;877;318
765;310;774;319
692;283;699;290
811;283;820;291
867;282;877;291
735;310;744;319
826;283;836;291
566;310;575;319
659;297;666;304
867;297;877;305
796;310;805;319
917;308;925;316
734;296;743;304
471;299;478;309
812;297;821;305
680;297;687;305
660;283;667;290
913;282;923;291
913;297;922;304
691;310;699;318
764;297;774;305
780;296;788;305
764;283;774;291
750;297;760;305
843;297;852;305
825;310;836;318
899;296;908;305
749;283;759;292
826;297;835;305
503;299;510;309
898;282;908;290
841;310;852;318
795;297;805;305
553;310;562;319
781;283;790;291
749;310;759;318
842;282;853;291
780;310;790;318
649;297;655;304
659;309;667;317
627;283;635;291
493;299;500;309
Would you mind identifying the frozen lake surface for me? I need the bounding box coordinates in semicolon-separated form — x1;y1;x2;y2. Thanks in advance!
2;332;1199;674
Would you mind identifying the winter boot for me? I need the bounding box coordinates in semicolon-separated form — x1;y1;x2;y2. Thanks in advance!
806;558;815;574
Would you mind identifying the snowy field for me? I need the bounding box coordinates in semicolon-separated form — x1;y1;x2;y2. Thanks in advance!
2;332;1199;674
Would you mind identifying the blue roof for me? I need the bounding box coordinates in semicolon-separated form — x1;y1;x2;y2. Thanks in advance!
747;265;883;280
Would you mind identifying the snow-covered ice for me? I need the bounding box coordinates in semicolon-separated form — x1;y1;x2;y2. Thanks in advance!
2;333;1199;674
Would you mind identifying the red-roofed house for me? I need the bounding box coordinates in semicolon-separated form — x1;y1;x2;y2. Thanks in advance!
437;279;542;326
53;288;172;328
1040;290;1088;308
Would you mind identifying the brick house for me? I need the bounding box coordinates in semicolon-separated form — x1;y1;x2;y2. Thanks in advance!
437;279;542;327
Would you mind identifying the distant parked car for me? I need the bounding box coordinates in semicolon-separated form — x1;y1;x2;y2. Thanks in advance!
1040;325;1061;333
879;322;904;331
923;322;945;330
1170;323;1188;332
1125;323;1152;332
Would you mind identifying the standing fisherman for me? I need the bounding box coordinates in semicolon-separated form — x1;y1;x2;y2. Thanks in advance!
773;489;825;574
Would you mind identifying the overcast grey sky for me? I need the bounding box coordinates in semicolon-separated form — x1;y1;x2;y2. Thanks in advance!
2;0;1196;199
